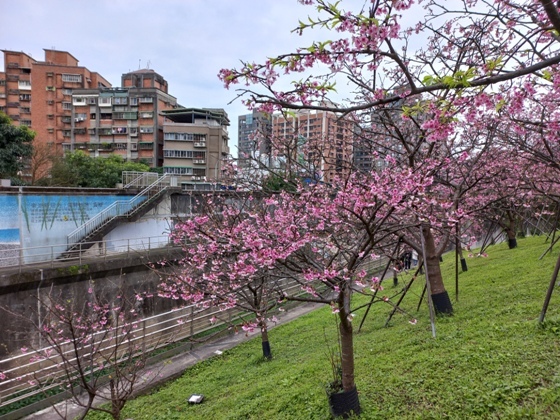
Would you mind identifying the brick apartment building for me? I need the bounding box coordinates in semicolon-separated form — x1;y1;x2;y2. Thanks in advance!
272;109;354;183
161;107;230;188
0;49;182;173
0;49;111;152
68;69;178;167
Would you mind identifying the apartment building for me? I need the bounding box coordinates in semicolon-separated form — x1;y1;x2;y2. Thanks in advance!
162;107;230;188
272;109;354;183
238;110;272;171
68;69;178;167
0;49;111;153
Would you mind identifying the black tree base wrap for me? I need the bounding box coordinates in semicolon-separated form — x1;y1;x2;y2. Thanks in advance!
262;341;271;359
460;258;468;272
432;291;453;315
328;386;361;418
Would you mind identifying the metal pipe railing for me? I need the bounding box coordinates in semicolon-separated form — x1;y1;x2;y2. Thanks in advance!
0;235;172;269
67;174;171;247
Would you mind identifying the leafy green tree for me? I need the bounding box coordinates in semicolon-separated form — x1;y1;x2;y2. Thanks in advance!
0;112;34;181
49;151;150;188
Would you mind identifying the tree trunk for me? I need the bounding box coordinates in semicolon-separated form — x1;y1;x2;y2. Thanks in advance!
338;288;357;391
422;225;453;314
109;379;121;420
333;293;361;417
506;212;518;249
260;321;272;359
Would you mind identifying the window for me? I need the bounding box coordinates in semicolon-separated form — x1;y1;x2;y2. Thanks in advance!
131;143;138;150
73;97;87;105
88;128;96;135
19;107;30;114
61;116;72;123
19;94;31;101
113;97;128;105
193;168;206;177
100;112;112;119
47;114;54;119
98;128;113;135
98;97;112;106
139;126;154;134
164;150;194;158
130;127;138;136
74;128;86;135
114;143;128;150
139;97;153;103
138;142;154;150
112;127;128;135
62;74;82;83
62;102;72;110
20;120;32;127
164;133;206;141
129;97;138;106
113;112;138;120
140;111;153;118
46;72;54;77
46;100;54;105
46;86;56;92
19;80;31;89
63;130;71;137
0;80;5;86
87;97;97;104
90;113;97;120
164;167;193;175
75;113;87;122
47;128;54;133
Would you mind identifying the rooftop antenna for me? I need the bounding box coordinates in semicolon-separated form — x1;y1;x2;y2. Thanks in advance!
138;59;141;70
146;60;151;69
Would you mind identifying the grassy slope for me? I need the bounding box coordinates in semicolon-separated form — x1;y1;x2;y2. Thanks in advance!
88;235;560;419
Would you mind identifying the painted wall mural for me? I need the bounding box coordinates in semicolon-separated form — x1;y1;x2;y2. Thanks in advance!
0;194;136;265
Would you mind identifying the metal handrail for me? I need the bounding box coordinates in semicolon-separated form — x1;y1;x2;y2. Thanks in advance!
122;171;160;189
0;277;309;409
67;174;171;246
0;235;173;269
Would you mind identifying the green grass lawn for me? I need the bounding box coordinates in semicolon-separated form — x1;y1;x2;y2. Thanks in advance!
87;235;560;419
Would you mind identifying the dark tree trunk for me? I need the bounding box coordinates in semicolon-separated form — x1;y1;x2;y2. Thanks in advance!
506;212;518;249
422;225;453;314
333;292;361;418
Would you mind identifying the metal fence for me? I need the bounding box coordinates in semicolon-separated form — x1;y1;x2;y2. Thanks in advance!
0;256;389;414
0;235;172;270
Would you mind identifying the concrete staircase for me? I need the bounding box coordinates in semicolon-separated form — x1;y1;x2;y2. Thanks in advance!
61;174;179;258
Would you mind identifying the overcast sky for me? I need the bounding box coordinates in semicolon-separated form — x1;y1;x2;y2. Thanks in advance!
1;0;340;157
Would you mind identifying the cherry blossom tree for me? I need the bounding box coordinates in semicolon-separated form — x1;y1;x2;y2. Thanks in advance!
196;0;560;415
0;286;165;420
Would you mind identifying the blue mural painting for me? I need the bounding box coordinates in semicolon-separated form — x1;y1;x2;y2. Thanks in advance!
0;196;20;244
0;194;138;264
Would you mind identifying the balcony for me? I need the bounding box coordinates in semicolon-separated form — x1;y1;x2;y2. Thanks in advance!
18;81;31;90
193;142;206;148
193;159;206;164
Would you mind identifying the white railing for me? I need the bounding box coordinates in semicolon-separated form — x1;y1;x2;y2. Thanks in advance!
0;235;173;269
122;171;160;189
0;277;308;411
67;174;171;246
